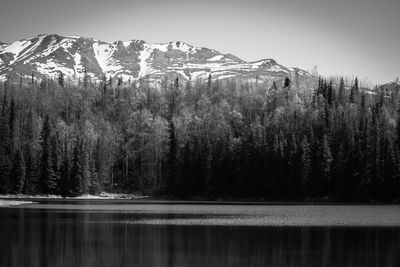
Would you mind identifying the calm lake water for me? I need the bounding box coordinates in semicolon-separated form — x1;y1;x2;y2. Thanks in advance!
1;202;400;267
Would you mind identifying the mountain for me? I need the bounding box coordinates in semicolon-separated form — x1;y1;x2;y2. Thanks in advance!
379;81;400;92
0;34;310;84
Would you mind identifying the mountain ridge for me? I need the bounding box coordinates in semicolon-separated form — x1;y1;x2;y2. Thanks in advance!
0;34;310;84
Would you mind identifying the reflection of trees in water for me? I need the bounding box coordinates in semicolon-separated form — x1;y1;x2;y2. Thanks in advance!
1;209;400;267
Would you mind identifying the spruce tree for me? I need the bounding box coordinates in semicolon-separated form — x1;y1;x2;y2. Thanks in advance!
101;75;107;94
327;81;333;106
40;77;47;91
81;142;90;195
60;135;70;197
320;134;333;196
349;78;359;104
396;107;400;151
8;97;16;156
39;115;56;194
300;136;312;191
0;108;11;193
83;68;88;89
283;76;291;88
11;149;25;194
167;121;177;194
23;110;36;195
89;148;100;195
332;144;346;200
51;135;62;193
165;78;179;194
207;73;212;91
69;138;83;196
338;77;346;106
24;147;36;195
108;76;113;90
271;81;278;91
117;76;123;87
58;72;64;88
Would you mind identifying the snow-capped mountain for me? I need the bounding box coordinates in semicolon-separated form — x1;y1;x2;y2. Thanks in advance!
379;81;400;91
0;34;310;83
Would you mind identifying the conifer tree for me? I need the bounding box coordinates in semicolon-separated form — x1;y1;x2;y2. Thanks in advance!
396;107;400;151
89;148;100;195
332;144;346;199
24;147;36;194
51;135;62;193
58;72;64;88
283;76;292;101
40;77;47;91
349;78;359;104
11;149;25;194
69;138;83;197
30;72;35;85
23;110;36;194
271;81;278;91
83;68;88;89
300;136;312;190
81;142;90;195
60;135;70;197
39;115;56;194
117;76;123;87
165;78;180;194
284;76;291;88
101;75;107;94
338;77;346;105
2;85;8;115
108;76;113;90
327;81;333;106
320;134;333;195
0;105;11;193
8;97;16;155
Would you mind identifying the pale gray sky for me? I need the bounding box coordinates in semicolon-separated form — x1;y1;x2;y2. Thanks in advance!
0;0;399;84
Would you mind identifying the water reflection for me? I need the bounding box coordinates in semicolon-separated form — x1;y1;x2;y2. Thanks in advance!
1;208;399;267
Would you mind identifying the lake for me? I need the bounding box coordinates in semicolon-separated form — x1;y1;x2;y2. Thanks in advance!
1;201;400;267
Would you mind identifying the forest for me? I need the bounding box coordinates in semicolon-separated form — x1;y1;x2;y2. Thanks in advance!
0;73;399;202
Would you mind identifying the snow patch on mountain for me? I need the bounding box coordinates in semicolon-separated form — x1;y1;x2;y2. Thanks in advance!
268;65;288;72
92;41;129;76
170;41;196;53
150;43;169;53
73;53;82;77
2;39;33;64
93;42;114;74
138;44;153;77
190;70;209;80
208;55;224;61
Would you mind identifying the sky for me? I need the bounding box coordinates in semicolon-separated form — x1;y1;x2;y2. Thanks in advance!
0;0;399;84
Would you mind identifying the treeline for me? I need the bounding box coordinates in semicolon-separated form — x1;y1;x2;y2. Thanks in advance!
0;74;399;201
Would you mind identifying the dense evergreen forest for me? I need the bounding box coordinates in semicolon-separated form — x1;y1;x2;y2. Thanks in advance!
0;73;399;202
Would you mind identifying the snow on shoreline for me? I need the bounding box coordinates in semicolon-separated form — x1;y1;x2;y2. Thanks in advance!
71;192;146;200
0;194;61;199
0;200;34;207
0;192;146;200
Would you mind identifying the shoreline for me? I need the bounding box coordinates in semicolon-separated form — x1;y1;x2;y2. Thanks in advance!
0;195;399;206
